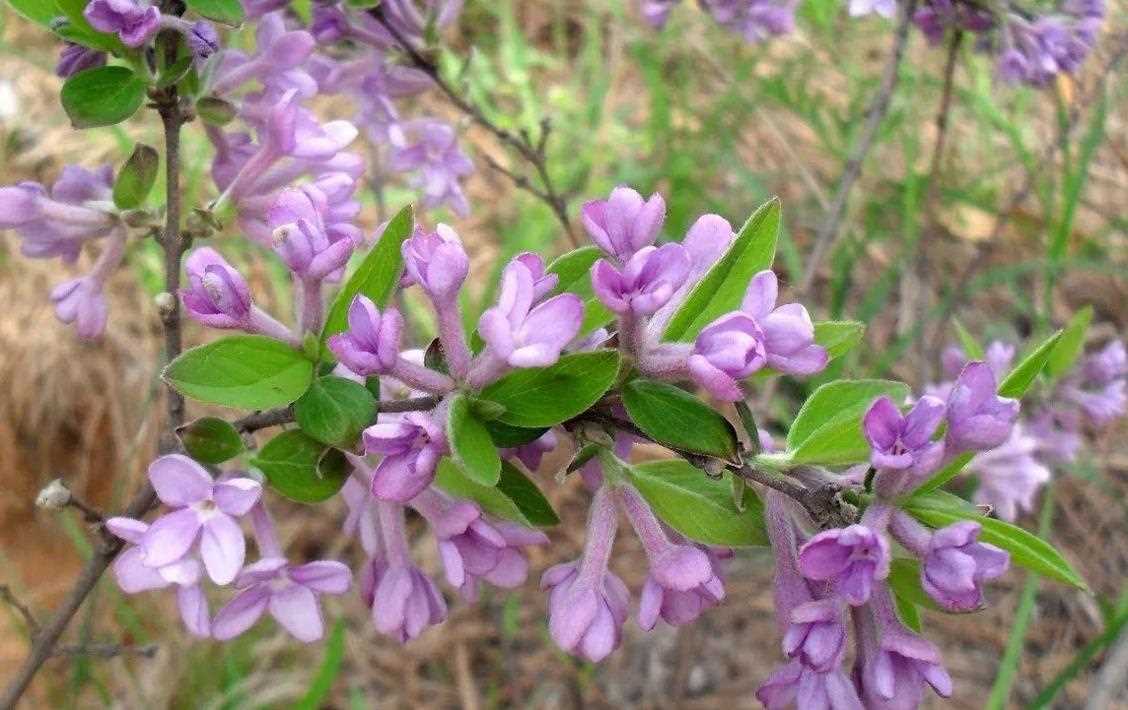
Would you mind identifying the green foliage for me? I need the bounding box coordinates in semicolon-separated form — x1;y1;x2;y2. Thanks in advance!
178;417;245;464
252;431;349;503
628;459;767;547
622;378;739;459
185;0;244;26
784;380;910;465
433;459;559;527
545;245;614;335
997;330;1061;398
447;393;502;486
163;335;315;410
293;376;377;448
61;66;147;129
296;620;346;709
1044;306;1092;380
112;144;159;209
479;350;620;427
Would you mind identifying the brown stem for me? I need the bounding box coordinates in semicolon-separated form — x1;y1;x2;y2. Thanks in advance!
0;78;187;710
0;586;40;637
369;8;577;246
231;395;441;435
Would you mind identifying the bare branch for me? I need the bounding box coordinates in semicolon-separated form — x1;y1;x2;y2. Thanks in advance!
0;586;40;637
232;395;441;436
52;643;158;660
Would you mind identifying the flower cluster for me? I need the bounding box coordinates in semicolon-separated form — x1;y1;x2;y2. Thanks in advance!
928;337;1126;520
640;0;797;44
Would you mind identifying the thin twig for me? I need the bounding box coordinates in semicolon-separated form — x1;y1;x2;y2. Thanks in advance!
0;37;188;708
231;395;441;435
52;643;158;659
0;586;40;637
797;0;918;297
369;7;577;246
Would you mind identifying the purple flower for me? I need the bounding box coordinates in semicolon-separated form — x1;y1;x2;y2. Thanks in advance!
106;518;211;637
50;277;108;339
411;490;548;601
84;0;161;47
389;119;474;217
380;0;464;46
139;455;262;585
1027;406;1083;464
944;361;1019;453
505;429;558;471
755;660;863;710
617;483;726;630
1062;340;1127;425
639;0;681;28
327;295;405;375
967;424;1051;521
363;412;446;502
700;0;797;43
782;599;848;672
55;43;106;78
542;487;629;662
863;395;945;486
0;166;116;262
894;515;1009;611
849;0;895;17
581;186;666;260
212;557;351;642
798;519;891;606
688;270;827;400
591;243;689;316
478;257;583;369
856;588;953;708
268;187;355;281
181;247;252;327
186;21;220;61
402;224;470;305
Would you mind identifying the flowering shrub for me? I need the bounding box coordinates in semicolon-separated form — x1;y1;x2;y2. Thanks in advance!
0;0;1116;707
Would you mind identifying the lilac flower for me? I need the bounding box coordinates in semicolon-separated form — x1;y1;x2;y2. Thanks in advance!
700;0;797;43
505;430;558;471
139;455;262;585
592;243;689;316
389;119;474;216
106;518;210;637
542;487;629;662
55;43;106;78
581;186;666;260
890;514;1009;611
997;13;1103;87
1062;340;1127;425
782;598;849;672
756;660;863;710
361;500;447;642
798;511;891;606
180;247;298;344
855;587;953;708
402;223;470;304
186;21;220;61
687;270;827;400
411;489;548;601
912;0;994;45
617;483;725;630
646;213;736;336
477;257;583;371
212;557;351;642
967;424;1051;521
84;0;161;47
848;0;895;18
51;277;108;339
864;395;945;494
945;361;1020;453
363;412;446;502
209;16;316;97
0;166;116;262
327;295;404;374
380;0;464;46
639;0;681;28
1026;406;1083;464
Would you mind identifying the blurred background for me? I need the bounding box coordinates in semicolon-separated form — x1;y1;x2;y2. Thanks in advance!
1;0;1126;707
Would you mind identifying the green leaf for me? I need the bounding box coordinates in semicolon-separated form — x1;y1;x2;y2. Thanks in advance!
447;394;501;486
54;0;124;52
628;459;767;547
893;588;924;632
61;66;147;129
953;319;985;359
112;143;159;209
177;417;245;464
786;380;910;465
997;330;1062;398
1044;306;1092;380
321;204;413;354
662;198;780;342
912;452;974;496
483;420;548;448
252;431;349;503
163;335;314;410
7;0;59;26
479;350;621;427
905;494;1086;589
888;558;943;612
185;0;244;24
622;378;738;459
545;245;613;336
434;459;559;527
196;96;238;125
293;376;377;447
296;620;346;710
814;320;865;360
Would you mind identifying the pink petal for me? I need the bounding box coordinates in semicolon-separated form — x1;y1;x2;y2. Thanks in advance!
269;584;324;642
141;508;202;568
212;586;270;640
289;560;352;594
148;454;212;507
199;514;246;585
213;478;263;517
177;584;211;637
113;546;170;593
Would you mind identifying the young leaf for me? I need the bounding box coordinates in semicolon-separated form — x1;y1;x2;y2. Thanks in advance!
252;431;349;503
177;417;245;464
163;335;314;410
112;143;159;209
893;589;924;633
61;66;147;129
1044;306;1092;380
905;495;1086;590
196;96;238;126
786;380;910;466
447;394;501;486
997;330;1062;398
813;320;865;360
320;204;413;353
628;459;767;547
8;0;59;27
479;350;621;427
887;558;943;612
433;459;559;527
662;198;780;342
293;375;377;447
185;0;244;25
953;319;985;359
483;420;548;448
622;378;739;459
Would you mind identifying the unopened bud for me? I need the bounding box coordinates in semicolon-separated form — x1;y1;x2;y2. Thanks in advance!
154;291;176;315
36;479;72;510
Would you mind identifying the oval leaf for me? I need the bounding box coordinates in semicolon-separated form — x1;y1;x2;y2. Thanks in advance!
61;66;146;129
628;459;767;547
786;379;910;466
177;416;244;464
163;335;314;410
433;458;559;527
112;143;159;209
252;431;349;503
185;0;244;25
622;378;738;459
293;375;377;447
447;394;501;486
662;198;780;342
479;350;621;427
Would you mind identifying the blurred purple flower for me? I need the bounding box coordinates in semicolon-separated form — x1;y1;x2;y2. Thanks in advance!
55;43;106;78
967;424;1051;521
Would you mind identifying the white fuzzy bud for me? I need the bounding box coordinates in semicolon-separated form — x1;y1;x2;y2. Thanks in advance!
36;479;72;510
